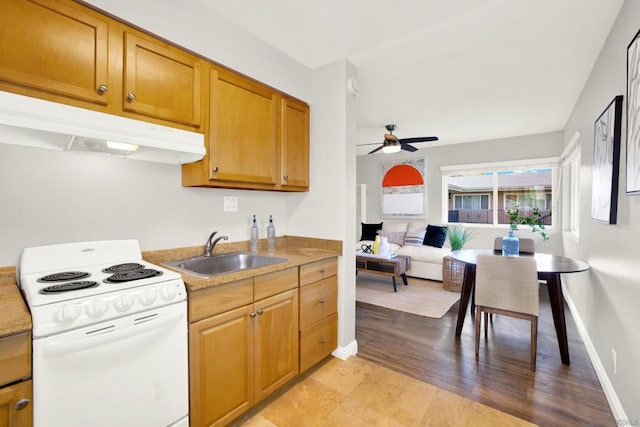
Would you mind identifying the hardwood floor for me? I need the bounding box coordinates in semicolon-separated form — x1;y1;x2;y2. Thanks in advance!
356;279;615;427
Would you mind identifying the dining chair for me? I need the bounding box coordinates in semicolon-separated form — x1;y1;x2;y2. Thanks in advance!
474;254;539;371
493;237;535;254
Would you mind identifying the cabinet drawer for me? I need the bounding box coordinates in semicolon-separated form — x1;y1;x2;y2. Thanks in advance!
189;278;253;322
299;313;338;373
299;258;337;287
299;276;337;330
254;267;298;301
0;332;31;386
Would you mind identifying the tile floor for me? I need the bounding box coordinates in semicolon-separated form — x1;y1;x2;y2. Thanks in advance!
236;356;536;426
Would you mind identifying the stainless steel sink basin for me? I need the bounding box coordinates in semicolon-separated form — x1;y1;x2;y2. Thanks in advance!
164;251;289;278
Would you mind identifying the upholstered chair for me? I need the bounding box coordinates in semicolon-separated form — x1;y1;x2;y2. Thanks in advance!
493;237;535;254
474;254;539;371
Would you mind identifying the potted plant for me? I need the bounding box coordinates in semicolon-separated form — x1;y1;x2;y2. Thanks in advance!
446;224;473;250
503;206;550;255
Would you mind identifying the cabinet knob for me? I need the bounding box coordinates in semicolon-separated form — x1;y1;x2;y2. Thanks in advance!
319;338;326;344
127;92;136;102
319;267;325;274
212;166;219;173
15;398;30;411
319;298;325;304
283;175;288;180
257;309;264;315
249;312;257;318
97;84;108;94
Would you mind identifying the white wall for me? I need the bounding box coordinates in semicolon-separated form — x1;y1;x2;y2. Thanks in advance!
562;0;640;421
356;132;565;253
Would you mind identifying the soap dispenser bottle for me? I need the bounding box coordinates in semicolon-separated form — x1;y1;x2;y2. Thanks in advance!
250;215;259;252
267;215;276;252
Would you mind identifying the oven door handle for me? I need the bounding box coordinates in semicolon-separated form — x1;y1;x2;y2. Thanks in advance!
42;309;185;357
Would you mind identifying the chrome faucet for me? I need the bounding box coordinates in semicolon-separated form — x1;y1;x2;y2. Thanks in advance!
204;231;228;256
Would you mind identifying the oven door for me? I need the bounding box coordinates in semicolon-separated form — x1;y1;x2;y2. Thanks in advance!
32;302;188;427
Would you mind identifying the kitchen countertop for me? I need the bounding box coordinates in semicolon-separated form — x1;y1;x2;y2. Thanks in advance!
143;236;342;292
0;266;32;339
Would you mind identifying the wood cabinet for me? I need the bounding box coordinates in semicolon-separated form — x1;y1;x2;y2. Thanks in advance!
298;258;339;372
0;332;32;427
0;0;204;130
122;31;202;127
188;268;298;427
182;66;310;191
0;0;109;106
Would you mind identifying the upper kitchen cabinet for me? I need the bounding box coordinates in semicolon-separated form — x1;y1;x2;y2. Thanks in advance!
208;67;278;186
181;66;310;191
0;0;110;106
280;96;310;191
122;31;202;127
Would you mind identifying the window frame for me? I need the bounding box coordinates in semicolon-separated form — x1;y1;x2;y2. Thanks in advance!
453;193;491;210
560;132;581;242
441;157;559;228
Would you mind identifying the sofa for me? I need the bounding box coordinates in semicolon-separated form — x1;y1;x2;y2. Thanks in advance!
357;222;451;281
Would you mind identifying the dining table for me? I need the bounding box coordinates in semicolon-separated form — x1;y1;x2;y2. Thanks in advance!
449;249;590;365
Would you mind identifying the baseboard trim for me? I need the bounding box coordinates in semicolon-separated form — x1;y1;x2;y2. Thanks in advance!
563;286;628;422
332;339;358;360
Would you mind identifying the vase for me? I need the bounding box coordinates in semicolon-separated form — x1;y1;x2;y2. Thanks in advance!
378;236;390;257
372;235;380;254
502;230;519;256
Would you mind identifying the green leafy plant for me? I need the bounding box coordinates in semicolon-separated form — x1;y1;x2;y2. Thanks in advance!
506;206;550;241
446;225;473;250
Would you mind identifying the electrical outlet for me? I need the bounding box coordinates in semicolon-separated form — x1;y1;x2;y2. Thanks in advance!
611;348;617;375
223;196;238;212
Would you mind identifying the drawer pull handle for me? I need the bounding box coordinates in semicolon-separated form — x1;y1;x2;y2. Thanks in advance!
257;309;264;315
319;338;326;344
249;312;257;318
15;398;30;411
319;267;325;273
319;298;326;304
97;84;108;94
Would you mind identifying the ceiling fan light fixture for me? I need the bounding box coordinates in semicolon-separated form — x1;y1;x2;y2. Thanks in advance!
382;143;401;153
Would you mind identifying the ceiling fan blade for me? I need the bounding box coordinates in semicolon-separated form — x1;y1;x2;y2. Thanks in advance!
398;136;439;144
368;145;384;154
358;141;385;146
400;143;418;152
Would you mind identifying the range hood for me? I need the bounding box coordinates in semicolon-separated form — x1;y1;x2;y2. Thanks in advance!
0;91;205;164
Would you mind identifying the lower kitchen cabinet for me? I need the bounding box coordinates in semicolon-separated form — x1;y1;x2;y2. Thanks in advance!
0;380;32;427
188;268;298;427
0;332;32;427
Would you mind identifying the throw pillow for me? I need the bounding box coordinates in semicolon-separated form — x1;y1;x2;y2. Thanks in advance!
423;225;447;248
404;229;427;246
378;230;406;246
360;222;383;241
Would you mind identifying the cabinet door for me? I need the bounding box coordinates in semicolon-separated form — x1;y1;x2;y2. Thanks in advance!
281;96;309;190
209;68;278;185
255;288;298;401
0;0;109;105
0;380;32;427
189;304;254;427
123;32;202;126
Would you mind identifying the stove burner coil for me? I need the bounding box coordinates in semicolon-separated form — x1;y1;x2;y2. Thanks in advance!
102;263;146;273
39;281;99;294
104;269;163;283
38;271;90;283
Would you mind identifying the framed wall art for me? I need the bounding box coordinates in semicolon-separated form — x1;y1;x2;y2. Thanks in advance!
627;28;640;194
380;158;426;218
591;95;622;224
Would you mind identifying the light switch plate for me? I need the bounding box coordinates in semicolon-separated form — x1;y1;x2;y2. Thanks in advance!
223;196;238;212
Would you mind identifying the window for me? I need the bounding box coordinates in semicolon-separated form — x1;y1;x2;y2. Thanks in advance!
441;158;558;227
561;133;581;240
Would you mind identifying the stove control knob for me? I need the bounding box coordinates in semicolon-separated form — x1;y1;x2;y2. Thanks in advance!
114;294;135;312
139;288;157;306
54;304;81;324
160;284;178;301
85;300;109;318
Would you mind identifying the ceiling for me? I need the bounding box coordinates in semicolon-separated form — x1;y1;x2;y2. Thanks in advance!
195;0;624;155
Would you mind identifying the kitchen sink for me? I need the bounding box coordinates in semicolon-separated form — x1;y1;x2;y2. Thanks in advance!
163;251;289;278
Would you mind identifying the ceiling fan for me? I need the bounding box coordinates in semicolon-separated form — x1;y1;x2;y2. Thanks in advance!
360;124;438;154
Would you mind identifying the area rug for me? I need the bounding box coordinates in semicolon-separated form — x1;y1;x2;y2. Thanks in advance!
356;275;460;318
